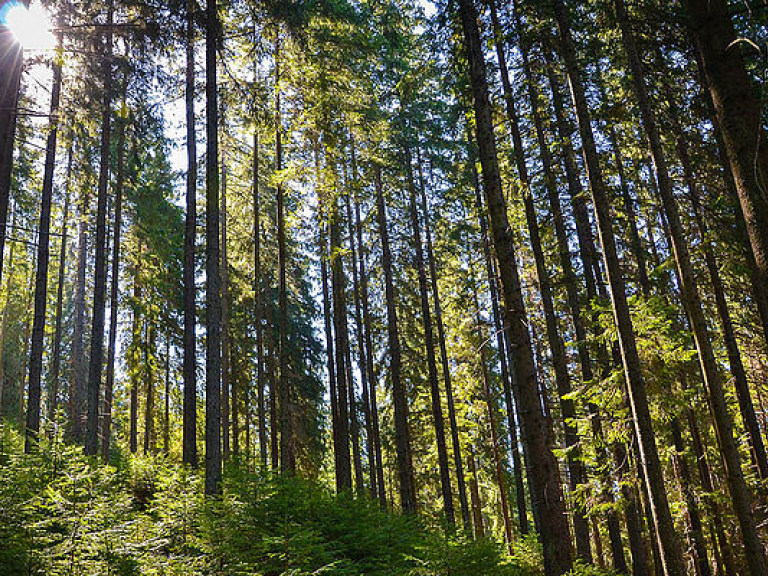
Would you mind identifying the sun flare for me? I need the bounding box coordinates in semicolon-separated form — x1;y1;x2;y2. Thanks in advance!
1;1;55;51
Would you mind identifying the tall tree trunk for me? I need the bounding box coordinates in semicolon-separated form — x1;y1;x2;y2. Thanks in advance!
490;0;590;559
655;48;768;482
550;1;686;573
130;278;141;454
182;0;198;468
253;128;266;467
144;317;156;455
471;262;513;552
49;141;73;424
164;329;170;455
473;167;529;535
0;209;18;419
669;415;712;576
512;10;626;568
101;90;126;461
354;173;386;507
204;0;222;496
69;189;88;443
85;1;115;456
405;146;454;525
468;444;485;538
330;187;352;491
0;3;23;287
614;3;766;573
417;148;470;530
344;180;377;499
374;164;416;513
683;0;768;348
275;33;292;474
25;32;63;452
221;157;231;459
457;1;572;572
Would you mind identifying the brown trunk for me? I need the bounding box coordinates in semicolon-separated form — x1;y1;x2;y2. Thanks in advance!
204;0;222;496
683;0;768;349
49;142;73;424
0;5;22;287
471;264;513;552
468;444;485;539
130;278;140;453
615;3;766;573
85;1;114;456
473;166;529;535
221;157;231;459
405;146;454;525
417;148;470;529
492;1;589;559
374;164;416;513
253;128;266;467
25;32;63;451
551;1;687;573
101;90;126;461
182;0;198;468
458;1;572;572
515;12;626;569
275;33;291;474
354;170;386;507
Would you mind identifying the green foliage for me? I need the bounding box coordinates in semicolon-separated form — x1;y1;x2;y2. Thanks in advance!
0;437;523;575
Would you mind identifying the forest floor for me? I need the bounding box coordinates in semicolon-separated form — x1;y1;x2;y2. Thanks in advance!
0;425;558;576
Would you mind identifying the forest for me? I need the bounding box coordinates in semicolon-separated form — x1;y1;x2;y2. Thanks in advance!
0;0;767;574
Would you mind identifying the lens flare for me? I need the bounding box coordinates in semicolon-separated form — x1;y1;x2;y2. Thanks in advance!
1;2;55;51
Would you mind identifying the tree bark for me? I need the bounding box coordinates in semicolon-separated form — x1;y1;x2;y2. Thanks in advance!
25;32;63;452
182;0;198;468
101;90;126;461
204;0;222;496
417;147;470;530
614;3;766;573
405;145;454;525
374;164;416;513
85;1;115;456
457;1;572;572
49;141;73;424
550;1;686;573
683;0;768;348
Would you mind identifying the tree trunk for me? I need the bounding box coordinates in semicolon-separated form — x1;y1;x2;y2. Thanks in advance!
551;1;686;573
330;186;352;491
473;167;530;536
85;1;114;456
471;264;513;552
144;317;156;455
655;47;768;482
491;1;590;559
25;33;63;452
670;415;712;576
130;278;141;454
405;145;454;525
49;141;73;424
683;0;768;348
468;444;485;539
253;128;266;467
182;0;198;468
0;4;23;288
374;164;416;513
101;90;126;461
614;3;766;573
354;170;386;507
513;11;627;569
344;177;377;499
417;147;470;530
204;0;222;496
458;1;572;572
275;33;292;474
221;157;231;459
